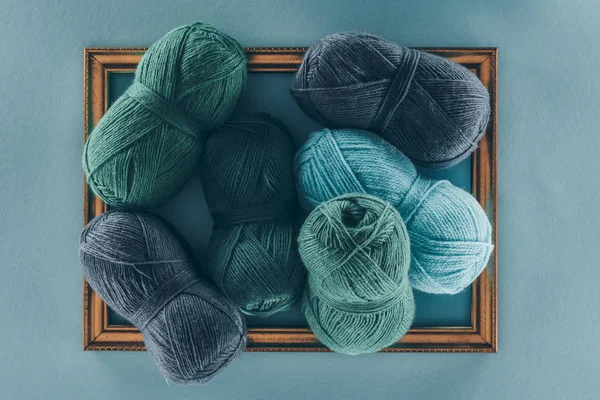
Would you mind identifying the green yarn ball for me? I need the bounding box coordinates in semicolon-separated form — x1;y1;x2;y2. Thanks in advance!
83;22;247;208
201;114;305;316
299;193;415;355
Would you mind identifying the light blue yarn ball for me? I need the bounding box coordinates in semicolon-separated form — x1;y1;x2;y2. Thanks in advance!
295;129;493;294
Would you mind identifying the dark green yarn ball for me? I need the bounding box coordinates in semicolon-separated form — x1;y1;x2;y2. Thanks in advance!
83;22;247;208
299;193;415;355
201;114;305;316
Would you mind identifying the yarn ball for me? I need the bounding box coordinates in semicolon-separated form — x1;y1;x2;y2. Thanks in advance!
79;211;246;384
290;32;490;169
201;113;305;316
295;129;493;295
83;22;247;208
299;193;415;355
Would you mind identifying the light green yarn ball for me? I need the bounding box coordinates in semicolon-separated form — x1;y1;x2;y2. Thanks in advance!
83;22;247;208
299;193;415;355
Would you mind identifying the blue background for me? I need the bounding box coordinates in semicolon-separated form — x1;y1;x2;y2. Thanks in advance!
1;0;599;399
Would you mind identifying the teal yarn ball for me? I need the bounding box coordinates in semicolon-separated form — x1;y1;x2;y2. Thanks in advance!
83;22;247;208
201;114;305;316
299;193;415;355
295;129;493;295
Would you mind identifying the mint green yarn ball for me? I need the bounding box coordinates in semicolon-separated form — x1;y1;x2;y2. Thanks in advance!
299;193;415;355
201;114;305;316
295;128;493;295
83;22;247;208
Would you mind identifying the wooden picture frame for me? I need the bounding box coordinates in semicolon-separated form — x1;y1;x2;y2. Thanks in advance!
83;47;498;352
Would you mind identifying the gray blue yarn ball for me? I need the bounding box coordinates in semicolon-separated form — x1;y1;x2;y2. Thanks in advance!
291;32;490;169
79;211;246;384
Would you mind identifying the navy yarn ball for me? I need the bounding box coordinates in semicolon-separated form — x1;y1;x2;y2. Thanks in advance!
291;33;490;168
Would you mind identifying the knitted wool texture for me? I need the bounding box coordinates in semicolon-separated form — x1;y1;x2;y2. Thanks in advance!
295;129;493;295
79;211;246;384
83;22;246;208
290;32;490;169
299;193;415;355
201;114;305;316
